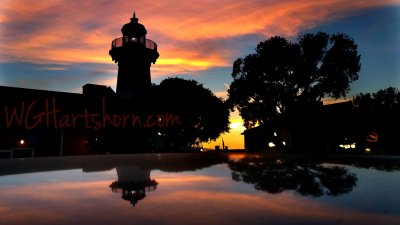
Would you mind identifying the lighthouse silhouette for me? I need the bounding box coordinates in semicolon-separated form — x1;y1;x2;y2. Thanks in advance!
109;12;159;99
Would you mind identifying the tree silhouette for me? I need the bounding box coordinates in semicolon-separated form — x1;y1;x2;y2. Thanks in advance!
354;87;400;115
152;78;230;150
228;155;357;197
353;87;400;154
80;78;229;153
227;32;360;151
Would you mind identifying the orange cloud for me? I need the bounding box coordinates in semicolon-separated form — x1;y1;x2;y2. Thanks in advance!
1;0;398;75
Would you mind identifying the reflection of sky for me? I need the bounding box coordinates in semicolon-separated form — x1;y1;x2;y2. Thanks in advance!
0;169;116;186
315;167;400;215
1;162;399;225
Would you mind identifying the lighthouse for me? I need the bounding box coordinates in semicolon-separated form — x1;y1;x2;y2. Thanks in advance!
109;12;159;99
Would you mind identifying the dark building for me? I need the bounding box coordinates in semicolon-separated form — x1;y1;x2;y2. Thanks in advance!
0;12;160;158
242;101;400;155
110;12;159;99
0;84;118;157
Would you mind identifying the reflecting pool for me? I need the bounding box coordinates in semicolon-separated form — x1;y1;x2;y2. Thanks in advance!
1;153;400;225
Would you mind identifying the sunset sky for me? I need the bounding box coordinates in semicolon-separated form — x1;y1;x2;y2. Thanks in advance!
0;0;399;149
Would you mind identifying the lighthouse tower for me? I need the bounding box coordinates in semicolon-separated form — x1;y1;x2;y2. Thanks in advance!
109;12;159;99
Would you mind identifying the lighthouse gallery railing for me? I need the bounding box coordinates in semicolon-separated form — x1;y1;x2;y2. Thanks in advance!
111;37;157;50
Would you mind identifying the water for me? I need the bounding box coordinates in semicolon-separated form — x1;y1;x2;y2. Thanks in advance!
1;153;399;225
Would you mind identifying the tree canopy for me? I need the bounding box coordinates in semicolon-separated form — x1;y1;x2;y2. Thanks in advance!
352;87;400;154
153;77;230;149
84;78;229;153
354;87;400;114
227;32;361;128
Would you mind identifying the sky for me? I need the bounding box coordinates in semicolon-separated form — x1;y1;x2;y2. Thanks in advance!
0;0;399;149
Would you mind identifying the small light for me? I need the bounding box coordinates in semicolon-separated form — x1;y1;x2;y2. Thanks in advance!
340;144;352;149
365;148;371;153
274;132;277;137
350;143;356;149
20;139;25;145
158;132;162;136
95;138;98;141
268;142;275;148
282;141;286;146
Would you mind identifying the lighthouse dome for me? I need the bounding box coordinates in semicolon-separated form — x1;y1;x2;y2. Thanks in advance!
121;12;147;37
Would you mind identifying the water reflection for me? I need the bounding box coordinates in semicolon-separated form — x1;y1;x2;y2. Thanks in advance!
351;160;400;172
110;166;158;207
1;154;400;225
0;153;229;176
228;155;357;197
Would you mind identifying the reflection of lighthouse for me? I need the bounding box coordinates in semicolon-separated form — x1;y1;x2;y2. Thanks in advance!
110;166;158;207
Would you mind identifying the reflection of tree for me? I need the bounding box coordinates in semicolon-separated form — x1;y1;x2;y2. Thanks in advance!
228;155;357;197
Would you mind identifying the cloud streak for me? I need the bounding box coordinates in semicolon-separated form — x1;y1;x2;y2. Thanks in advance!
1;0;398;76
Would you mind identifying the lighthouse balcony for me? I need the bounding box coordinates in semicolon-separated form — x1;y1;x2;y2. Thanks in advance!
111;37;157;50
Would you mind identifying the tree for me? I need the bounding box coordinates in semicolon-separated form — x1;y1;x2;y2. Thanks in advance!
353;87;400;154
85;78;229;153
227;32;361;129
354;87;400;114
153;78;230;150
228;154;357;196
